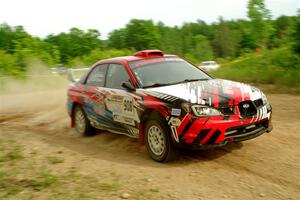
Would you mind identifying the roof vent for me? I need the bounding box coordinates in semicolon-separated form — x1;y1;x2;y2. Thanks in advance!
134;50;164;57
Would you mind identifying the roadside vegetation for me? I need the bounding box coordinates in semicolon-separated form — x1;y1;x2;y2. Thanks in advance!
0;0;299;93
210;46;300;93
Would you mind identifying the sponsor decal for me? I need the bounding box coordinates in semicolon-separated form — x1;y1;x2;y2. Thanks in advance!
105;94;140;126
171;126;179;143
133;57;184;68
168;116;181;127
113;114;135;126
124;99;133;112
134;58;164;68
170;118;181;127
167;116;181;143
171;108;181;116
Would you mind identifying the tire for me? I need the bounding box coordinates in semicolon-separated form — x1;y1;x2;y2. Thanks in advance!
144;118;177;162
73;105;95;136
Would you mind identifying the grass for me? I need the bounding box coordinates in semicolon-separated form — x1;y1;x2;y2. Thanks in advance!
149;188;160;193
0;144;23;163
30;173;58;191
0;171;58;197
46;156;64;164
209;47;300;94
0;138;169;200
0;139;122;199
0;172;23;197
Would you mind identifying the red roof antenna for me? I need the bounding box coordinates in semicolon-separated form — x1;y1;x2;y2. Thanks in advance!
134;50;164;58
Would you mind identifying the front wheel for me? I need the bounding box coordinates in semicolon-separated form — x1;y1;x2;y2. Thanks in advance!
73;105;95;136
144;119;177;162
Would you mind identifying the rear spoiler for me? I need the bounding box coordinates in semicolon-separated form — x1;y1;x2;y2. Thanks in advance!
67;68;89;82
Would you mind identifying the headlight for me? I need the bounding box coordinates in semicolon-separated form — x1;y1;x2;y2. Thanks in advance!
192;105;223;117
181;103;222;117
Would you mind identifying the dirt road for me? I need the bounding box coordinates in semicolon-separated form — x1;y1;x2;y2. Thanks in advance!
0;88;299;200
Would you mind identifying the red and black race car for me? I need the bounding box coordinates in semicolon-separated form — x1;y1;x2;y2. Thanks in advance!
67;50;273;162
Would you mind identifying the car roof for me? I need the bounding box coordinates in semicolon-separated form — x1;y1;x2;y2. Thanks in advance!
92;50;177;66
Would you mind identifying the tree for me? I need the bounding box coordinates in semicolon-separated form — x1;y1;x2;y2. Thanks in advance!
247;0;273;48
0;50;18;76
212;18;236;58
45;28;102;63
292;10;300;53
193;35;213;62
124;19;160;50
156;22;183;55
267;15;295;48
108;28;127;49
0;23;15;53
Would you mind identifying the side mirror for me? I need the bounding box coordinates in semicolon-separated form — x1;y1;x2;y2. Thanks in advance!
67;69;78;83
122;81;136;91
67;68;89;83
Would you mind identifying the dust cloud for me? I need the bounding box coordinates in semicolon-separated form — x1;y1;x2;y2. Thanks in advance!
0;61;68;112
0;61;70;129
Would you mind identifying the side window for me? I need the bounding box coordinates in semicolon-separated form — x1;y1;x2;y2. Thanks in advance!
106;64;130;89
85;64;108;86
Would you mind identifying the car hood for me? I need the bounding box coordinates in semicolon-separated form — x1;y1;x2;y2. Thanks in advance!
145;79;263;108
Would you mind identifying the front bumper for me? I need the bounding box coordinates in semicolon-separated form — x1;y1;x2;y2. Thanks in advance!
176;124;272;150
174;113;272;149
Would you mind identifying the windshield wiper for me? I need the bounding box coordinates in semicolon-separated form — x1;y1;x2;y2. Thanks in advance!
143;78;210;88
143;83;172;89
172;78;210;85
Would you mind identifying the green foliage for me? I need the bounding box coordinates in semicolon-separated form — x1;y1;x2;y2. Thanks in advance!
125;19;160;50
0;50;19;76
247;0;271;21
46;28;102;63
269;15;294;48
192;35;213;61
0;24;16;54
31;173;57;191
210;47;300;93
291;10;300;53
47;156;64;164
68;49;133;66
247;0;273;47
108;28;127;49
0;25;59;76
0;143;23;163
156;22;182;54
213;18;236;58
108;19;160;50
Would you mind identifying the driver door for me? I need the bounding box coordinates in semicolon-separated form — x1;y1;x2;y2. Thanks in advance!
102;63;140;137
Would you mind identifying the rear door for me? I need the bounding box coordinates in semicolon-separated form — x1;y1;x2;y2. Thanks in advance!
82;64;111;128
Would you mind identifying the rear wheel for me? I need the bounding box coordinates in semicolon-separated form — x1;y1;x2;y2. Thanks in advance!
73;105;95;136
144;119;177;162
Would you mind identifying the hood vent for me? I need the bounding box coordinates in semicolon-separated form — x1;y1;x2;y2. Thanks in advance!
134;50;164;58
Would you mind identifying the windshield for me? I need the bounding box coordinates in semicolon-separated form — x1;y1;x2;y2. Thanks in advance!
129;57;211;88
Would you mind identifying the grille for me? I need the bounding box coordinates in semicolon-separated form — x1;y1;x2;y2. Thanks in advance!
225;119;268;139
238;101;257;117
253;98;263;108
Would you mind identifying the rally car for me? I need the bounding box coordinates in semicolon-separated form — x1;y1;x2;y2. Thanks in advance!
67;50;273;162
